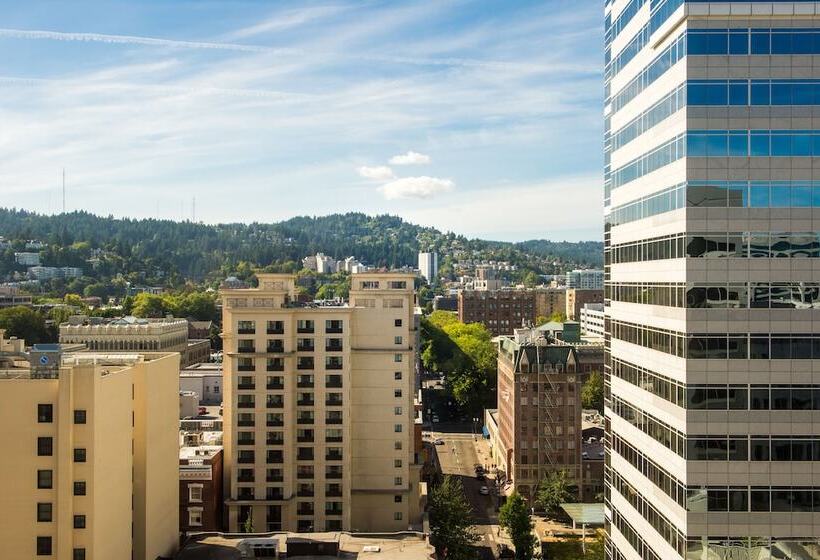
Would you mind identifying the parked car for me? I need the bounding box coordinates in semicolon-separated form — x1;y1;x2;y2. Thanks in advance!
479;486;489;495
433;438;445;445
476;473;486;481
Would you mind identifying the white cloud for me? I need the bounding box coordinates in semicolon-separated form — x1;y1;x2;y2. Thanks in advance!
380;176;454;200
357;165;394;180
388;151;431;165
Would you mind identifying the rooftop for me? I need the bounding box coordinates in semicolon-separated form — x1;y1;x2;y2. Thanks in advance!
176;532;434;560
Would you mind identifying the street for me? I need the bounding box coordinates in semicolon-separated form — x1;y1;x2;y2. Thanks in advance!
429;427;506;560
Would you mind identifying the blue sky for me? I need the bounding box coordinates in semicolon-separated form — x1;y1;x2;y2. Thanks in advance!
0;0;603;241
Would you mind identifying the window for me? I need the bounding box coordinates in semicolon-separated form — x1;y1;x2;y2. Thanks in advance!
394;389;402;398
37;437;53;456
38;404;53;423
73;481;86;496
394;477;403;486
73;549;86;560
394;512;403;521
394;424;402;433
394;441;402;450
394;371;402;380
73;448;86;463
188;508;203;527
394;319;402;327
36;536;52;556
37;470;53;489
394;354;403;362
189;484;203;503
73;515;86;529
394;336;403;345
74;410;86;424
394;459;402;468
394;407;402;415
394;495;403;503
37;503;52;522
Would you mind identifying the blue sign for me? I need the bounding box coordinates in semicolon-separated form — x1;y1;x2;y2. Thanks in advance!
39;355;49;365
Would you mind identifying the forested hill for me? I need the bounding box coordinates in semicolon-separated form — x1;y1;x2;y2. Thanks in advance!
0;209;602;285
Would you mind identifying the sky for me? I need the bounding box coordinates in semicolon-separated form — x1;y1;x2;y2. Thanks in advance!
0;0;604;242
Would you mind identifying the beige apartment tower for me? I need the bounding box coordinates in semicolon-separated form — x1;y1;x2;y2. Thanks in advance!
221;272;421;533
0;331;179;560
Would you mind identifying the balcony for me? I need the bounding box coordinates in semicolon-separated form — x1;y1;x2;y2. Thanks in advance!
297;507;315;516
325;508;343;516
297;450;314;461
267;418;284;427
238;401;255;409
238;346;256;354
297;434;314;443
297;360;314;370
297;379;314;389
325;344;343;352
325;378;342;389
266;452;284;464
297;325;314;334
325;326;343;334
326;470;342;479
237;438;255;446
297;416;314;425
325;436;343;443
267;399;284;409
326;416;343;425
297;470;314;480
238;455;255;464
238;365;255;372
237;490;255;500
297;344;315;352
237;473;255;483
325;488;343;497
325;452;343;461
267;326;284;335
297;398;315;407
238;382;255;390
267;344;285;354
267;381;284;390
238;327;256;335
266;473;284;483
297;488;315;497
267;363;284;372
238;419;255;427
267;437;284;446
267;490;285;501
325;361;343;370
325;398;343;407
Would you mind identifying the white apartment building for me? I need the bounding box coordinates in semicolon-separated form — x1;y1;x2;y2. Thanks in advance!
14;252;40;266
579;303;605;338
417;252;438;284
604;2;820;559
565;269;604;290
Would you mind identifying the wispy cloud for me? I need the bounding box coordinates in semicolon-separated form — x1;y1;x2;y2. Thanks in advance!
357;165;394;180
389;151;431;165
224;5;351;40
380;176;454;200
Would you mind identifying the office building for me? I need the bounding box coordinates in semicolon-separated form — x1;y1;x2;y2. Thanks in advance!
0;330;179;560
565;288;604;321
179;362;223;405
474;265;504;291
14;252;40;266
458;289;535;336
417;252;438;284
180;445;224;533
0;285;33;308
604;2;820;558
534;286;567;320
565;269;605;290
579;303;605;338
221;272;421;533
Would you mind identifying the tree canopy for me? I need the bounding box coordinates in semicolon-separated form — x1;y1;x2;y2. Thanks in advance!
499;492;538;560
428;476;480;560
581;372;604;413
535;470;577;518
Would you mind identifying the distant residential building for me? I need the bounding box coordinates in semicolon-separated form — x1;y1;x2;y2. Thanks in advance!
565;288;603;321
302;255;318;271
188;320;213;341
340;256;367;273
565;269;604;290
534;287;567;319
418;252;438;284
580;409;604;501
315;253;338;274
179;446;224;533
0;236;10;250
474;265;503;291
221;272;422;532
14;252;40;266
458;289;535;336
432;295;458;312
0;285;32;308
579;303;605;337
180;362;223;405
25;240;45;250
28;266;83;280
0;332;179;560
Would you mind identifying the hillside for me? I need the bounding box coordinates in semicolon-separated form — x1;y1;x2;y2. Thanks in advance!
0;209;602;288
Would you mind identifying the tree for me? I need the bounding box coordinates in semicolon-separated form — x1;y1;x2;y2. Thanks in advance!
535;470;576;518
499;492;538;560
584;530;605;560
0;306;50;344
429;476;479;560
130;293;170;318
242;510;254;533
522;271;540;287
581;372;604;413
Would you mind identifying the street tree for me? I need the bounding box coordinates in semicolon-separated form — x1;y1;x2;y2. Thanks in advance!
429;476;479;560
581;371;604;413
499;492;538;560
535;470;576;518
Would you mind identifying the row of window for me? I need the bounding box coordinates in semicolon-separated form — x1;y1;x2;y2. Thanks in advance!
37;438;86;461
609;231;820;264
35;537;85;558
688;27;820;56
688;486;820;513
610;507;662;560
688;129;820;158
237;356;346;371
613;395;820;461
689;78;820;107
611;32;685;112
611;433;686;509
612;85;684;151
37;404;87;424
613;356;820;411
609;281;820;309
612;133;684;189
237;320;346;334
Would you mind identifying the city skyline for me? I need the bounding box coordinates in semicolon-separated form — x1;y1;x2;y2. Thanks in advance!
0;0;603;242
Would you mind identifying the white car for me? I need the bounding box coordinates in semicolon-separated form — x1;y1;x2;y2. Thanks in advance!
479;486;489;495
433;438;445;445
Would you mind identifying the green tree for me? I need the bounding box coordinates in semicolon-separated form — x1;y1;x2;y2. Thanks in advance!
130;293;170;318
535;470;576;518
0;306;50;344
584;530;605;560
522;271;541;287
174;292;217;321
499;492;538;560
242;510;254;533
581;372;604;413
429;476;479;560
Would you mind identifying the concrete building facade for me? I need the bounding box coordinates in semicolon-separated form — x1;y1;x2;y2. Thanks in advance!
0;331;179;560
534;287;567;320
179;446;224;533
565;288;604;321
579;303;605;338
458;289;536;336
604;1;820;558
221;273;421;533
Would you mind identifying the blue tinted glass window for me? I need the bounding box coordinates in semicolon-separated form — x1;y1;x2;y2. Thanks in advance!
688;32;709;55
706;84;727;105
793;83;813;105
812;186;820;207
728;82;748;105
750;83;770;105
707;32;728;55
793;185;812;207
792;32;812;54
770;32;792;54
793;134;812;156
750;134;769;157
771;135;790;156
750;31;770;54
750;185;769;207
729;135;747;157
687;134;708;157
771;185;790;206
771;83;791;105
727;183;748;207
729;32;748;55
688;83;710;105
707;134;727;156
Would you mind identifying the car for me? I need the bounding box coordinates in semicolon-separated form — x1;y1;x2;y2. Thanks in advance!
479;486;489;495
475;473;485;481
497;544;515;558
433;438;445;445
431;415;440;423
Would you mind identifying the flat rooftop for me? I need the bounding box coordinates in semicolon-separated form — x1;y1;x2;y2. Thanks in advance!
177;532;434;560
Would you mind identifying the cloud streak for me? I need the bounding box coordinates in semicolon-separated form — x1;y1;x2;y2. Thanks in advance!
357;165;394;180
380;176;454;200
389;151;431;165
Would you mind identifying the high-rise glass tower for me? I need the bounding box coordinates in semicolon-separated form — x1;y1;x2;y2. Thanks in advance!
604;2;820;558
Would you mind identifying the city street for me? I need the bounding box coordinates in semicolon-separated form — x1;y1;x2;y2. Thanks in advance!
429;427;508;560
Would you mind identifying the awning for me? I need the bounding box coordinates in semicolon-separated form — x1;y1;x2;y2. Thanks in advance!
560;503;605;527
482;426;489;437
